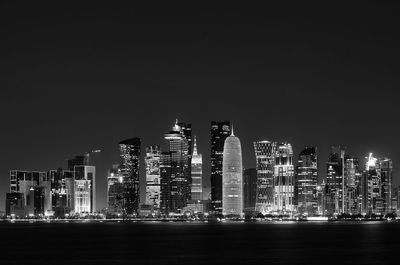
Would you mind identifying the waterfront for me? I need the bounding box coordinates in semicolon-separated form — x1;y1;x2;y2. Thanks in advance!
1;222;399;265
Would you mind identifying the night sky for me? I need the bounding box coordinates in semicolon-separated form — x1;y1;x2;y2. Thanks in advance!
1;2;400;211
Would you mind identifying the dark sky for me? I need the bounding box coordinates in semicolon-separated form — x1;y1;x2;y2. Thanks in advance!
1;2;400;211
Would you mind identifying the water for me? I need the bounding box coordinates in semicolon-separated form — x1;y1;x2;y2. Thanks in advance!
0;221;399;264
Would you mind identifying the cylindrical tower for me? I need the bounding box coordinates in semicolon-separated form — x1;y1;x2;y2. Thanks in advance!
222;127;243;216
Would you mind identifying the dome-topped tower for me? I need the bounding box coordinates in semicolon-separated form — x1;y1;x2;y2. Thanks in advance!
222;126;243;216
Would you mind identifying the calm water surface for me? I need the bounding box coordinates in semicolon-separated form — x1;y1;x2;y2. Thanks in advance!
0;221;399;265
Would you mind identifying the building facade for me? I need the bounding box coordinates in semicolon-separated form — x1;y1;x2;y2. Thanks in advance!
273;143;295;214
191;137;203;201
253;140;277;214
210;121;231;214
145;145;161;212
222;128;243;216
119;137;141;215
295;147;318;216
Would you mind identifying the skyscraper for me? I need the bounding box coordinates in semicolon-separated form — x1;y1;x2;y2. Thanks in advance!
273;143;295;214
145;145;161;212
211;121;231;214
119;137;141;215
344;157;361;214
74;165;96;213
107;164;124;214
222;127;243;216
253;140;277;214
325;146;345;215
380;157;393;214
295;147;318;216
243;168;257;210
160;120;190;214
191;137;203;201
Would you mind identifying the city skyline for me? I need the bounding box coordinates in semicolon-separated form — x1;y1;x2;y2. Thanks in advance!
3;118;399;215
2;3;400;213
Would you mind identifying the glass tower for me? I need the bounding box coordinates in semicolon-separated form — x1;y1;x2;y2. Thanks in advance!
211;121;231;214
253;140;277;214
295;147;318;216
119;137;141;215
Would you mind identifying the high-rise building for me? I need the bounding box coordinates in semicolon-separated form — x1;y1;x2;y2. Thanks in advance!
344;157;361;214
296;147;318;216
273;143;295;214
160;120;190;214
361;154;393;215
243;168;257;210
222;127;243;216
119;137;141;215
9;170;51;215
107;164;124;214
191;137;203;201
325;146;345;215
253;140;277;214
48;168;75;217
145;145;161;212
210;121;231;214
74;165;96;213
380;157;393;214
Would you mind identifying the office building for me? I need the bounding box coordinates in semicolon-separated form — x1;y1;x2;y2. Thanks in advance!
253;140;276;214
296;147;318;216
273;143;295;214
210;121;231;214
145;145;161;212
119;137;141;215
222;127;243;216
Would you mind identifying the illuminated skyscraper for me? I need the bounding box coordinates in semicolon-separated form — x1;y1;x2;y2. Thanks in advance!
145;145;161;211
222;127;243;216
119;137;141;215
325;146;345;215
273;143;295;214
191;137;203;201
211;121;231;214
107;164;124;214
380;157;393;214
74;165;96;213
344;157;361;214
361;154;393;215
160;120;190;214
253;140;276;214
295;147;318;216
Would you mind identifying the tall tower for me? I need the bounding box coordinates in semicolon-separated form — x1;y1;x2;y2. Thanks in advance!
119;137;141;215
243;168;257;210
145;145;161;212
295;147;318;216
273;143;295;214
160;120;190;214
222;126;243;216
107;164;124;214
253;140;277;214
210;121;231;214
191;136;203;201
325;146;345;215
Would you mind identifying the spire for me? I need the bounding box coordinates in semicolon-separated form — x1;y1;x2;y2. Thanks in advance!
231;124;235;136
193;136;198;156
172;118;180;132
